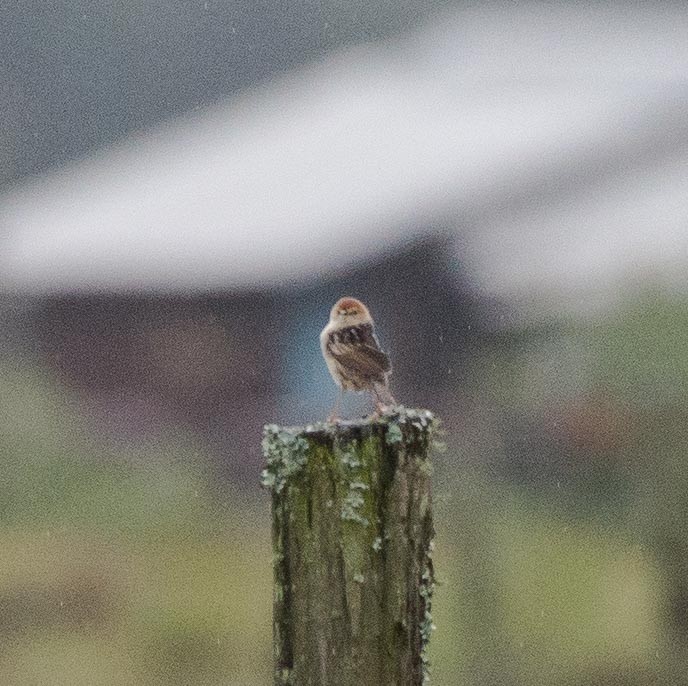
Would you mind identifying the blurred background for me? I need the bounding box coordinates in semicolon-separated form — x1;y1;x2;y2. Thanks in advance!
1;2;688;684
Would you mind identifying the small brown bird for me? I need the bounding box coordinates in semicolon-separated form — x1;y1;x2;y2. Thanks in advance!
320;297;396;420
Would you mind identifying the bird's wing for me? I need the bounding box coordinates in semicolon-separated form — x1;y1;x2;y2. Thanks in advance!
327;323;392;379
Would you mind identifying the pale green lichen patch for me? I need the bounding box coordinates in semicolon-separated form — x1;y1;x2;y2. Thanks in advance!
340;436;383;535
340;450;361;468
386;406;434;426
339;441;374;530
419;544;436;684
385;422;403;445
261;424;310;493
341;489;369;526
375;406;436;452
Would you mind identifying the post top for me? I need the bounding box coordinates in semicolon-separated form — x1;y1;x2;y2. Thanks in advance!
261;407;437;493
265;406;435;440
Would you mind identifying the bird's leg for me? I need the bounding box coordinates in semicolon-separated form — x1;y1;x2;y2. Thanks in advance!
372;383;396;416
327;387;343;423
370;388;383;418
370;386;387;417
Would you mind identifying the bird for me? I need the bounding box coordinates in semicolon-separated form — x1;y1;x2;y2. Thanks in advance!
320;297;396;421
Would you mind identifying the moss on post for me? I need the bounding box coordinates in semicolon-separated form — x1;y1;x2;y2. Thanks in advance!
262;408;436;686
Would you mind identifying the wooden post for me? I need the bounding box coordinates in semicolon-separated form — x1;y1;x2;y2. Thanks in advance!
261;408;436;686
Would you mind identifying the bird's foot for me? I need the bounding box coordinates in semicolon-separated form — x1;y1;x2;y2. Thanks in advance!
372;402;394;418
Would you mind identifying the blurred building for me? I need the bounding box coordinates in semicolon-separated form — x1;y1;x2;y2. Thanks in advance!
1;2;688;478
16;237;486;480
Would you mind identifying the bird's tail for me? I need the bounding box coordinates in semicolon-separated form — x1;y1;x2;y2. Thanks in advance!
373;382;396;407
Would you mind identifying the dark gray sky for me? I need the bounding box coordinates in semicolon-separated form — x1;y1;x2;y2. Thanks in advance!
0;0;450;189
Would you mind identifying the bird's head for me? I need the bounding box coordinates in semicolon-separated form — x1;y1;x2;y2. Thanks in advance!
329;297;372;327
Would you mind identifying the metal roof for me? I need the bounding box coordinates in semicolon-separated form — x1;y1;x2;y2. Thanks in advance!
1;3;687;301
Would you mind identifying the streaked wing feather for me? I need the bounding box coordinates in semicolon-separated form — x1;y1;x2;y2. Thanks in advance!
327;324;392;379
333;347;391;379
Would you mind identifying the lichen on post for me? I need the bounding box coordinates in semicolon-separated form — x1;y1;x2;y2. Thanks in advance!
261;408;436;686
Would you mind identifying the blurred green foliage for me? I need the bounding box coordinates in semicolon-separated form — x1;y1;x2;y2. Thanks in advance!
0;359;272;685
1;291;687;684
